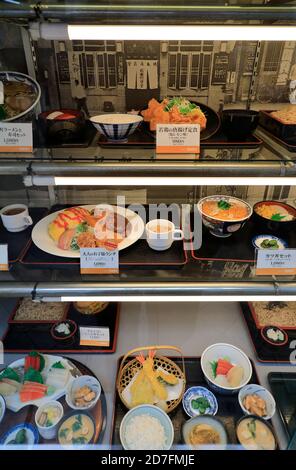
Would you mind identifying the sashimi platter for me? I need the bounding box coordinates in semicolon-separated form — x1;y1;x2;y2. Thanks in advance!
0;352;106;447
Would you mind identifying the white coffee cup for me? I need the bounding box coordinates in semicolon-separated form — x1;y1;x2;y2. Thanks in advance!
146;219;184;251
0;204;33;232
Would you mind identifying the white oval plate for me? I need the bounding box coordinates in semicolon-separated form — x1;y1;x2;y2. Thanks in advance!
32;204;145;258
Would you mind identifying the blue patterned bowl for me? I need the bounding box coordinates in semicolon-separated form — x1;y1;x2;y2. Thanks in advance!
90;113;143;142
182;386;218;417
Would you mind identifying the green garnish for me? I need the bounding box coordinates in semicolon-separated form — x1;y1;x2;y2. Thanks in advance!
218;200;231;210
271;213;286;221
59;428;69;439
70;223;88;250
247;419;257;439
52;361;65;369
8;429;27;445
191;397;210;414
260;239;279;249
210;360;218;378
24;367;43;384
0;367;20;383
164;97;199;115
72;437;87;445
72;418;82;433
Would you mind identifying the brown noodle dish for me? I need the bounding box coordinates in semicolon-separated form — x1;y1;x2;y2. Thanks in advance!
2;81;37;119
189;424;221;446
13;299;68;322
270;105;296;125
251;301;296;328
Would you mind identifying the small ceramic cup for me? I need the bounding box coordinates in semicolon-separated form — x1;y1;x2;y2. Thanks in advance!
145;219;184;251
35;401;64;440
0;204;33;232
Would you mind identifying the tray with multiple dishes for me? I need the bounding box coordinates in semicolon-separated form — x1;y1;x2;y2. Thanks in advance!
95;98;262;150
191;196;296;263
241;302;296;363
2;299;119;354
111;344;278;451
0;352;106;448
20;204;188;269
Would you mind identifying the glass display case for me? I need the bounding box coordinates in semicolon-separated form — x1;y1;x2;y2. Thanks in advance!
0;0;296;456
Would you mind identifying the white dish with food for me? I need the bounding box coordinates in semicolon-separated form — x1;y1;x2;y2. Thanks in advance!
201;343;252;395
58;412;95;447
236;415;277;450
32;204;145;258
66;375;101;411
182;415;228;450
238;384;276;420
35;400;64;439
120;404;174;450
0;355;76;413
90;113;143;141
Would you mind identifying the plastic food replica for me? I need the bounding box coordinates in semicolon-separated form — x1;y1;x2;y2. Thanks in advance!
130;351;178;407
48;206;130;252
141;97;207;131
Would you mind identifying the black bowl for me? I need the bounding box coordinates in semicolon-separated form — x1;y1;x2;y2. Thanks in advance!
221;109;259;141
253;200;296;234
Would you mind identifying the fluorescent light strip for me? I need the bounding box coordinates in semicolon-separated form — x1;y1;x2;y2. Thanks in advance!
60;296;296;302
54;176;296;186
35;23;296;41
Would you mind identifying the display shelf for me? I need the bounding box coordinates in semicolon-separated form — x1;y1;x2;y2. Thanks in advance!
0;132;295;177
1;1;296;23
0;280;295;299
0;300;293;450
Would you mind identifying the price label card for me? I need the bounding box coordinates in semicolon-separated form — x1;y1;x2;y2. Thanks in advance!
156;123;200;154
256;249;296;276
79;326;110;347
0;122;33;152
0;244;8;271
80;247;119;274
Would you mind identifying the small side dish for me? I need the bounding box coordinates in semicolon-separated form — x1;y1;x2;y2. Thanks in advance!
182;386;218;417
50;320;77;341
66;375;101;410
1;423;39;446
239;384;276;420
35;400;64;440
236;416;276;450
201;343;252;394
261;326;288;347
252;235;287;250
182;415;228;450
58;413;95;446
